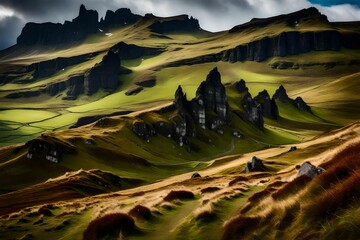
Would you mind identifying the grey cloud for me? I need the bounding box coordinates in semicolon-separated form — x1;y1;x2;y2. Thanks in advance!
0;0;360;50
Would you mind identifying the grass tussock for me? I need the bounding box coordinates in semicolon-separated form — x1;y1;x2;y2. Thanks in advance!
201;187;221;194
222;216;262;240
271;175;312;200
163;190;195;202
228;176;249;186
83;213;137;240
129;205;152;220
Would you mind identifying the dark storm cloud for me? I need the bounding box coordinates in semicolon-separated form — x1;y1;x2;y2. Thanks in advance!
0;0;360;50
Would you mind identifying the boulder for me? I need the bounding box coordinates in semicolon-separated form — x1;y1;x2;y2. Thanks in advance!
289;146;297;152
297;162;325;178
191;172;201;179
245;156;267;172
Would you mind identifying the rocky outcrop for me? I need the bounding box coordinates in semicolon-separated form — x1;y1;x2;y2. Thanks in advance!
297;162;325;178
223;30;342;62
70;111;132;128
135;78;156;88
196;67;229;124
27;52;97;79
254;90;279;120
99;8;141;30
110;42;163;60
235;79;248;93
245;156;267;172
273;85;312;112
240;92;264;128
17;5;99;46
131;68;229;145
149;15;200;34
229;7;329;33
125;86;143;96
26;139;62;163
84;51;120;95
132;121;156;142
294;97;312;112
273;85;291;103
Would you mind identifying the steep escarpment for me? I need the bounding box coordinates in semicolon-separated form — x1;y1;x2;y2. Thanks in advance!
99;8;142;30
17;5;99;46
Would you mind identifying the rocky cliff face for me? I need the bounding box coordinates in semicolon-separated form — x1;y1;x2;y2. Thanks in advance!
99;8;141;30
149;15;200;34
84;51;121;95
17;5;99;45
240;92;264;128
223;30;342;62
110;42;163;60
254;90;279;120
27;52;97;79
132;67;229;145
229;7;329;33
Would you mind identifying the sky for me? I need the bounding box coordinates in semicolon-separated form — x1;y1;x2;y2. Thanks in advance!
0;0;359;50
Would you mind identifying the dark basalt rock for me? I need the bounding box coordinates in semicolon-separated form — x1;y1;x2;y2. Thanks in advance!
273;85;291;103
153;121;173;138
99;8;141;30
294;97;312;112
110;42;163;60
254;90;279;120
149;15;200;34
28;52;96;79
273;85;312;112
191;172;201;179
196;67;229;122
26;139;62;163
70;111;132;128
132;121;156;141
222;30;343;62
240;92;264;128
229;7;328;33
289;146;297;152
135;78;156;88
174;85;188;115
245;156;267;172
5;91;41;99
84;51;120;95
235;79;248;93
297;162;325;179
17;5;99;46
125;86;143;96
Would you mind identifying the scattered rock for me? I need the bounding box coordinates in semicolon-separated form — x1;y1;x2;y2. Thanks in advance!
289;146;297;152
294;96;312;112
245;156;267;172
191;172;201;179
135;78;156;88
297;162;325;179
